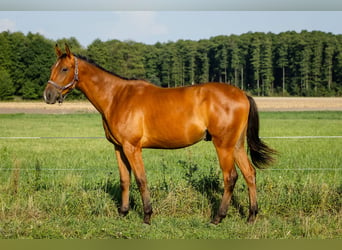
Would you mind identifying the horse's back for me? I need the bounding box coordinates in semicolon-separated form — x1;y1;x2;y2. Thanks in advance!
138;82;249;148
143;82;247;106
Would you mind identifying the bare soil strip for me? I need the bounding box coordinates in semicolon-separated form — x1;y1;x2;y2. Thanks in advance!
254;97;342;111
0;102;97;114
0;97;341;114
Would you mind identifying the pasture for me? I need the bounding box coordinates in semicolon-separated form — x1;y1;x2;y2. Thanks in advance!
0;111;341;239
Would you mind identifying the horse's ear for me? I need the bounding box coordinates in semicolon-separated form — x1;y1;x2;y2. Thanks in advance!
55;44;62;57
65;44;72;58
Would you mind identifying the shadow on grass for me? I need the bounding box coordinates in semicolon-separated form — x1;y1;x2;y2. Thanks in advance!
99;165;248;221
100;173;138;214
179;160;246;220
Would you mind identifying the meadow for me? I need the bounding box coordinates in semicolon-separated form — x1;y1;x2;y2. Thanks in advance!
0;111;341;239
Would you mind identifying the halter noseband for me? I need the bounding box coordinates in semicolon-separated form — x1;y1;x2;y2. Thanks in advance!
48;57;79;92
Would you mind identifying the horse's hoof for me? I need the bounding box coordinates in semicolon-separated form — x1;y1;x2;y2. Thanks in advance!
118;208;129;217
247;215;257;224
211;216;222;225
143;214;152;225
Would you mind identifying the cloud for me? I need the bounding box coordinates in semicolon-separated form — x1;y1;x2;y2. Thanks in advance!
0;18;16;32
108;12;168;42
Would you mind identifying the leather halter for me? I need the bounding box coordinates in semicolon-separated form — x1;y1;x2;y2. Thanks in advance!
48;57;79;92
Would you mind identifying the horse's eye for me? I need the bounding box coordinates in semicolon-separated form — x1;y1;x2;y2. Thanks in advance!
62;68;68;72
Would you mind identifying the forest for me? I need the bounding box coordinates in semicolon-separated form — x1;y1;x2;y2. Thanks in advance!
0;30;341;100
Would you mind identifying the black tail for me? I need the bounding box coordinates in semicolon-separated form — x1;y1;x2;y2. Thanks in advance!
246;95;277;169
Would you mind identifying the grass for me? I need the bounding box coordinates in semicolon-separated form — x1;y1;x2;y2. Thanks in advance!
0;112;341;239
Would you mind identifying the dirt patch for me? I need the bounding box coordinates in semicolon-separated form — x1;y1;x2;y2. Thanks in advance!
254;97;342;111
0;101;97;114
0;97;341;114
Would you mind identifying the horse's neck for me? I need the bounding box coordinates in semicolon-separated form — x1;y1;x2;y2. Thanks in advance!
76;60;125;115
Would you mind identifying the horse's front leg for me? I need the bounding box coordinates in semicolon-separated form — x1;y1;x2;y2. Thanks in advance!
115;145;131;217
122;143;153;224
212;144;237;224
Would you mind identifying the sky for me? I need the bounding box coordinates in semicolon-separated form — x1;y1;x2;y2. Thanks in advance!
0;11;341;48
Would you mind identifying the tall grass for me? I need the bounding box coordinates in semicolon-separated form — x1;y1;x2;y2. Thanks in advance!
0;112;341;238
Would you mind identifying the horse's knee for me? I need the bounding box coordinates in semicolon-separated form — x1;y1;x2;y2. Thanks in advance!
230;170;238;183
224;170;238;191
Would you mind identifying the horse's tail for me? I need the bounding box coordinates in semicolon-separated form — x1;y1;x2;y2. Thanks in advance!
246;95;277;169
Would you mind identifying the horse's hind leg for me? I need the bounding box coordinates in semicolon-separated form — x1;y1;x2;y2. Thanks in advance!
212;143;238;224
234;141;258;223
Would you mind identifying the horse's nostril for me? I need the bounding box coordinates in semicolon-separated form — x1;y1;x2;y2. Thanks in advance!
44;91;49;102
44;89;57;104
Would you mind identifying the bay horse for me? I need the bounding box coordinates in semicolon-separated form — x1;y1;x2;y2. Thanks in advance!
43;44;276;225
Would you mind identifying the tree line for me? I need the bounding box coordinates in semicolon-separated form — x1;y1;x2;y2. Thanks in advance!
0;30;341;100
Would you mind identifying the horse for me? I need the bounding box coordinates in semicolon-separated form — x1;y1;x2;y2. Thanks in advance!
43;44;276;225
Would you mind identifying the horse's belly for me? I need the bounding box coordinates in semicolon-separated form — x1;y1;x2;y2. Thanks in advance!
141;123;206;149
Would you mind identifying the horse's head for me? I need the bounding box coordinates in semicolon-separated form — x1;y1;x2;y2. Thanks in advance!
43;44;79;104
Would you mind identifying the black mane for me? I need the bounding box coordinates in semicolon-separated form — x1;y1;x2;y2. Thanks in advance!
63;53;138;81
76;54;137;81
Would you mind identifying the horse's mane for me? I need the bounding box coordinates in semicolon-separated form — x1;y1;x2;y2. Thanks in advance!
76;54;138;81
60;53;138;81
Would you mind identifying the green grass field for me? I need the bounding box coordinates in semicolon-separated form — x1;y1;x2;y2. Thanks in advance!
0;112;341;239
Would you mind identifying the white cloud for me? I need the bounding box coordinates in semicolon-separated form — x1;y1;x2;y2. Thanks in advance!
109;12;168;42
0;18;16;32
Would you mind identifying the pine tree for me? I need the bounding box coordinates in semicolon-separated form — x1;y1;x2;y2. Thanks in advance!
276;33;289;95
1;30;341;99
260;35;274;96
196;40;210;84
231;38;241;87
251;36;261;95
323;38;335;91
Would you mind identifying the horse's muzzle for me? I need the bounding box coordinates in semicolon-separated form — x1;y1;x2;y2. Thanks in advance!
43;85;63;104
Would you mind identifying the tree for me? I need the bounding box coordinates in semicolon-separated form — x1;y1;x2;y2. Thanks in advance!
87;39;109;68
143;44;161;85
57;37;84;53
260;35;274;96
333;35;342;95
8;32;28;95
300;41;311;95
20;81;39;99
158;42;173;87
1;30;342;99
231;40;240;86
21;33;55;99
231;35;248;90
180;40;197;85
170;42;183;87
211;36;228;83
122;41;146;79
196;40;210;84
250;36;261;95
323;37;335;91
0;32;11;70
275;33;289;95
0;68;15;100
310;35;323;95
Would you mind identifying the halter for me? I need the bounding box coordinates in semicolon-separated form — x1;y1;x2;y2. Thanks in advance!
48;56;79;92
